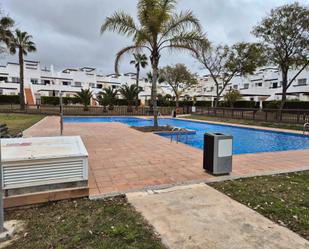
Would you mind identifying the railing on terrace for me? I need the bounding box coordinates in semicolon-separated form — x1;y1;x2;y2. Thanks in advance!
0;104;187;116
193;107;309;124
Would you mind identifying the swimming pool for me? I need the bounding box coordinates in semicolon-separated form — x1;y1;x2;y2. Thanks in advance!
64;116;309;154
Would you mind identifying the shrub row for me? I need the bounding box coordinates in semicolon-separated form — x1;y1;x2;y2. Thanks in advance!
41;96;141;106
0;95;20;104
41;96;80;105
218;101;259;108
263;101;309;109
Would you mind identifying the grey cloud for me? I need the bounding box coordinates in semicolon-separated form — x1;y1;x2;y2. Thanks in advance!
1;0;307;75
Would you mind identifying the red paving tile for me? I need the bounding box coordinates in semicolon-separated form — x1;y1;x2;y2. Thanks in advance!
24;116;309;197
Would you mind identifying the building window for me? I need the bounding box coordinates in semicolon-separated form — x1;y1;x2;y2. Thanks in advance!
0;76;8;82
244;83;249;89
31;78;39;84
62;81;71;86
255;82;262;87
97;84;103;89
89;83;96;88
272;82;278;88
74;82;82;87
233;85;238;90
12;77;20;83
297;78;307;86
42;80;50;85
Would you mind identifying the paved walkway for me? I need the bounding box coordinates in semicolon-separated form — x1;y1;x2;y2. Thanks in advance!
24;116;309;197
127;184;309;249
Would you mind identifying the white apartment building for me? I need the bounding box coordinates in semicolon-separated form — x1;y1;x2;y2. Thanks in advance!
0;60;308;106
0;60;171;105
186;67;309;103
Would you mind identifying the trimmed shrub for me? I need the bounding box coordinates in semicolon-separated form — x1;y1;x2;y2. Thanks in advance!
114;99;141;106
233;101;259;108
194;101;212;107
262;101;281;109
41;96;80;106
0;95;20;104
263;101;309;109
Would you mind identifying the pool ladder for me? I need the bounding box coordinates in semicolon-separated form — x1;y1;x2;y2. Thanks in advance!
303;123;309;135
170;127;189;144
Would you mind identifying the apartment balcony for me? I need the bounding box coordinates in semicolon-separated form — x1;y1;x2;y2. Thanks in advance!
31;83;82;94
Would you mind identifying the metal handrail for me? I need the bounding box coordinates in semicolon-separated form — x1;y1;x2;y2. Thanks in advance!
304;123;309;135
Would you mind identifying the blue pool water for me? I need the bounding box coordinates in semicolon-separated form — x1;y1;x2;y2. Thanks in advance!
64;116;309;154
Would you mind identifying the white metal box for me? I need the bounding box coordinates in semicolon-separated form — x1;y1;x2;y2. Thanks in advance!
1;136;88;190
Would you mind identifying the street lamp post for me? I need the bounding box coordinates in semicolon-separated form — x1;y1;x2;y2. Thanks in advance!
60;91;63;136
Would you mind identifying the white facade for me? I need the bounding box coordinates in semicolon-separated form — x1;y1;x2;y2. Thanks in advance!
0;60;308;105
186;67;309;102
0;60;158;105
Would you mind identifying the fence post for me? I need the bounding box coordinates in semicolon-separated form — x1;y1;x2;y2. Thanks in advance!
265;111;268;121
0;139;4;232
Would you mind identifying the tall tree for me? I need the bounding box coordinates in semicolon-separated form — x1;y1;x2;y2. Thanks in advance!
75;88;93;111
252;2;309;109
119;84;142;112
101;0;203;127
223;89;242;108
9;29;36;110
193;40;266;107
130;53;148;108
159;63;197;107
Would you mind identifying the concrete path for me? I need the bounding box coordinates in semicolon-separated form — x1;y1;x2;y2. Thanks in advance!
127;184;309;249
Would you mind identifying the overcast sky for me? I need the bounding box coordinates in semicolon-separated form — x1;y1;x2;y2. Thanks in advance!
1;0;308;75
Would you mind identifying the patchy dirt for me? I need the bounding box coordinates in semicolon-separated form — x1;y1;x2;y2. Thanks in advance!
4;196;166;249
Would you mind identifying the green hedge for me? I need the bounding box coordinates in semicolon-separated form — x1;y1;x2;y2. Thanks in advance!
41;96;80;106
218;101;259;108
194;101;212;107
0;95;20;104
234;101;259;108
114;99;141;106
263;101;309;109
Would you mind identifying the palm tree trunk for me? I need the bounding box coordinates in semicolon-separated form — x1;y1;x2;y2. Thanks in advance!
135;66;140;109
151;57;159;128
19;49;25;110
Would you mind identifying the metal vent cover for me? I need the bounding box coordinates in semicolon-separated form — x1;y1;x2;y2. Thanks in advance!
2;157;88;189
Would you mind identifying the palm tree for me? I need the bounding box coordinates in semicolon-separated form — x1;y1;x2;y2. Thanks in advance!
101;0;203;127
97;87;118;111
119;84;142;112
130;53;148;108
9;29;36;110
75;88;93;111
0;15;14;52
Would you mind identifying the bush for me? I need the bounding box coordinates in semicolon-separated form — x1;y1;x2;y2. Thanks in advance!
41;96;80;106
234;101;259;108
218;101;258;108
194;101;212;107
0;95;20;104
263;101;309;109
114;99;141;106
262;101;281;109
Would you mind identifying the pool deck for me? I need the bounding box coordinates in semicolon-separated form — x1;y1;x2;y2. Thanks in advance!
24;116;309;198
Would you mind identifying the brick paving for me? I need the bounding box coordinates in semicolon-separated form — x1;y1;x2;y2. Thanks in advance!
24;116;309;198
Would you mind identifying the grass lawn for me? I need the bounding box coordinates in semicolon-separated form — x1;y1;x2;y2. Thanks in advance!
186;115;304;131
209;171;309;240
5;196;166;249
0;113;45;135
